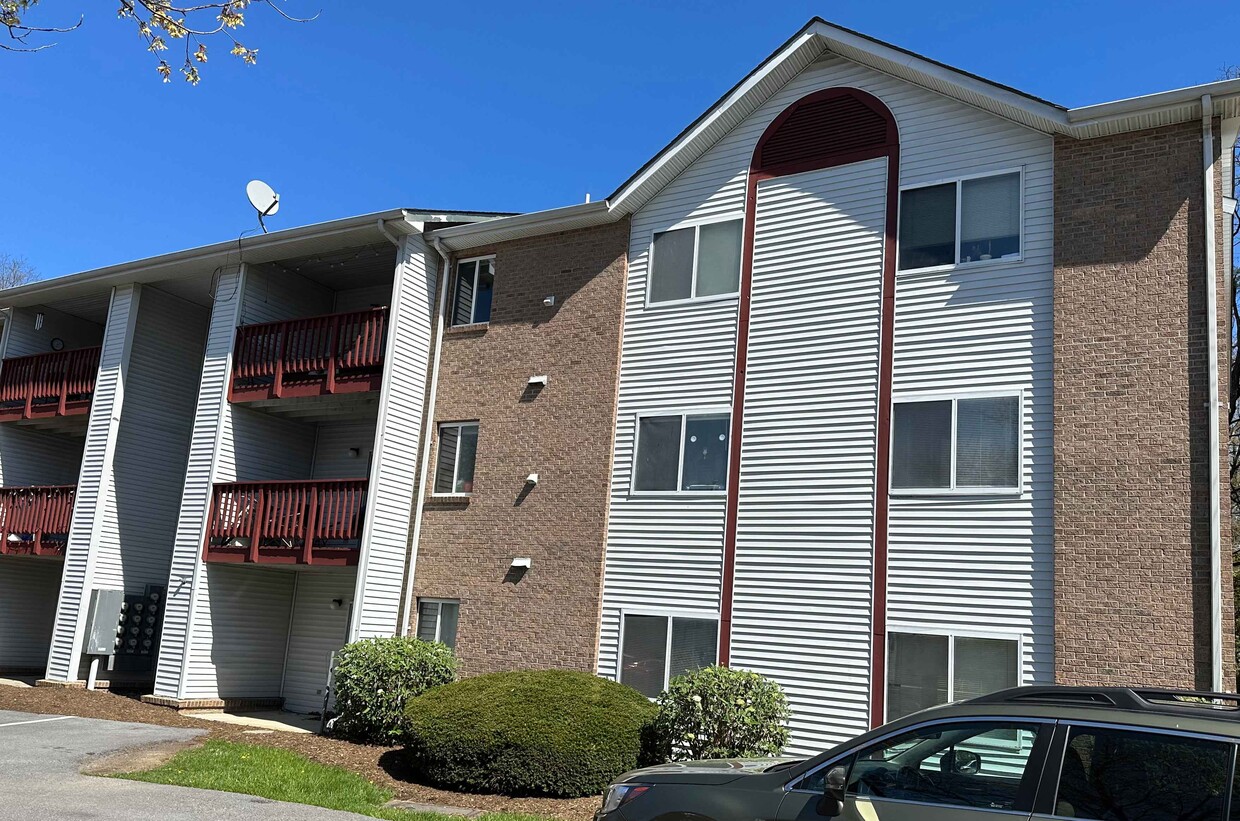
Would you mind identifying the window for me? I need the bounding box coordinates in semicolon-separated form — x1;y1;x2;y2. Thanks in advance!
451;257;495;325
434;422;478;495
648;219;743;303
891;394;1020;491
830;721;1044;812
633;413;729;492
620;613;717;697
1055;726;1230;821
887;632;1019;720
416;599;459;650
898;171;1021;271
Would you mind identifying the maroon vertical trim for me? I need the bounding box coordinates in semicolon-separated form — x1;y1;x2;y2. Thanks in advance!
717;88;898;730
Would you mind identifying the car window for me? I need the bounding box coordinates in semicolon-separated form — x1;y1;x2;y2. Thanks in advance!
1055;726;1230;821
798;721;1043;811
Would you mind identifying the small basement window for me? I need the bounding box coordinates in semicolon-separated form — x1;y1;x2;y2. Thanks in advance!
416;599;459;650
898;171;1021;271
452;257;495;325
633;412;730;493
648;219;743;304
620;613;718;697
891;395;1020;491
434;422;478;495
887;631;1019;720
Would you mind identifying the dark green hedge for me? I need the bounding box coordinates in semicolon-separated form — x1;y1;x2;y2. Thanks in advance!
332;637;456;744
404;669;657;797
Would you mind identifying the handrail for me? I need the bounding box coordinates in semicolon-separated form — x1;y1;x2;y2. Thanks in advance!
230;307;387;400
204;478;368;565
0;484;76;557
0;347;102;421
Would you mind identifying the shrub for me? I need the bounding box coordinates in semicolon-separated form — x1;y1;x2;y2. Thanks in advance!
404;669;657;797
331;636;456;744
649;665;790;761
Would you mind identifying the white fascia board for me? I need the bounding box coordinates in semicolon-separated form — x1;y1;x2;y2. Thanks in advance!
431;200;614;251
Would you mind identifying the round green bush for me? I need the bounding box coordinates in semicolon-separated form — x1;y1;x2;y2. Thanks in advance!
331;636;456;744
650;665;790;761
404;669;657;797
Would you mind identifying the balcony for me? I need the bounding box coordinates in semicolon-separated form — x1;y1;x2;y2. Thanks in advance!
0;347;102;423
230;308;388;402
203;479;367;566
0;485;75;558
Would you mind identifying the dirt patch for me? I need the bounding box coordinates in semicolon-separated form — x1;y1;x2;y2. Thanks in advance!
82;738;205;776
0;686;598;821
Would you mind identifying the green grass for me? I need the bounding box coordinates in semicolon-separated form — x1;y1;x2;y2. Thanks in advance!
115;739;553;821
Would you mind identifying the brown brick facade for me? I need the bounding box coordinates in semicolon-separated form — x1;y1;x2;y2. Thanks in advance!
1053;120;1235;688
412;219;629;676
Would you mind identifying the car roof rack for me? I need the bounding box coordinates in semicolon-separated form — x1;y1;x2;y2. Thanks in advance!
967;686;1240;720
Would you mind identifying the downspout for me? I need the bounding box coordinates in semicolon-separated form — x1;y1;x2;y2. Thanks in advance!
1202;94;1224;692
397;234;451;636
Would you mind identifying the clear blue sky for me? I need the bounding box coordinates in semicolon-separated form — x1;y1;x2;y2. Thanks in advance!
5;0;1238;278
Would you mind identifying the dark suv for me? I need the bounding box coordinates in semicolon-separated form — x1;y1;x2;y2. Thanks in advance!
598;686;1240;821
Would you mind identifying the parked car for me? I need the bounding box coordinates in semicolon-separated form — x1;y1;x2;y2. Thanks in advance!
597;686;1240;821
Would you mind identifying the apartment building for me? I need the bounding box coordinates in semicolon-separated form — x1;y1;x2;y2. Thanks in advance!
0;17;1235;752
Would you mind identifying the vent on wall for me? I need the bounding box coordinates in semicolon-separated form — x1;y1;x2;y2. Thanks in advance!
758;92;893;172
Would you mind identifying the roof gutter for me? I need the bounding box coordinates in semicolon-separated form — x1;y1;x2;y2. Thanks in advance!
431;200;613;251
1201;94;1225;693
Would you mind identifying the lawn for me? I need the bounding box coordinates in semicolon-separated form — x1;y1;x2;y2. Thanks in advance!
117;739;554;821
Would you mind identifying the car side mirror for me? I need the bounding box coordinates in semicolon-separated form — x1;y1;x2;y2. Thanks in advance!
950;749;982;776
815;765;848;817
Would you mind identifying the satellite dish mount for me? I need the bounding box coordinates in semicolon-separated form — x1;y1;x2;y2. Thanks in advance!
246;179;281;234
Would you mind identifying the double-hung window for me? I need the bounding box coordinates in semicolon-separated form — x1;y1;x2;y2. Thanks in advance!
620;613;718;697
891;394;1021;492
451;257;495;326
887;631;1020;720
633;412;729;493
416;599;459;650
898;171;1021;271
434;422;478;495
648;219;743;304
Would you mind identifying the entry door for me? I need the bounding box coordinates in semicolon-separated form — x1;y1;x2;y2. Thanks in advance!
730;157;889;749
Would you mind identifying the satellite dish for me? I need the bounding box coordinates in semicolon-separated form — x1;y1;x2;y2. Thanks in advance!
246;179;280;233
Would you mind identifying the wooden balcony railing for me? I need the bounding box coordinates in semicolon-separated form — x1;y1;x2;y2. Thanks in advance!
230;307;387;402
0;347;102;423
0;485;75;558
203;479;367;566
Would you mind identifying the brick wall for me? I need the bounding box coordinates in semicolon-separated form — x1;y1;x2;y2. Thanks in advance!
1053;120;1235;688
412;219;629;675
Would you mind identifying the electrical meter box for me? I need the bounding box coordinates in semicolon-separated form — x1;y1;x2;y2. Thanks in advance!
114;584;166;673
83;588;125;656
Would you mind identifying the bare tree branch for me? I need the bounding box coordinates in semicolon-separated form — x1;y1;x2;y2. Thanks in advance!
0;254;37;289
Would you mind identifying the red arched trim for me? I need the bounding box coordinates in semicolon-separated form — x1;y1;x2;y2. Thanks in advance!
717;87;898;731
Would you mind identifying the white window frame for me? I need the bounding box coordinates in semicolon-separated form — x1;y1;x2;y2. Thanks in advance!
884;625;1025;725
889;388;1024;496
629;408;731;496
617;607;721;696
450;255;496;327
896;168;1025;275
433;420;479;497
644;216;744;308
416;598;460;645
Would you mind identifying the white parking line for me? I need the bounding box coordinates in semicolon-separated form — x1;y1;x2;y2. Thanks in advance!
0;715;75;729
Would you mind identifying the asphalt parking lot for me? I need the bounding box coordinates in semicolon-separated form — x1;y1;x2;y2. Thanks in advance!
0;710;373;820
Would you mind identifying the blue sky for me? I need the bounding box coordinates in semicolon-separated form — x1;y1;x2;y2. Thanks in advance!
5;0;1238;278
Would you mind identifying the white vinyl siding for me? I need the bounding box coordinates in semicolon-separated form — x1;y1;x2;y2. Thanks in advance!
349;234;437;640
1;305;103;360
601;52;1054;751
334;284;394;314
0;556;61;671
153;267;246;699
92;287;208;596
0;426;83;487
218;405;315;483
282;568;355;713
311;421;376;480
45;284;139;682
240;265;333;326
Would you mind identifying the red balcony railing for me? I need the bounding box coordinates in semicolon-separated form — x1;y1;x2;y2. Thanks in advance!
0;347;102;423
230;308;387;402
0;485;75;558
203;479;367;566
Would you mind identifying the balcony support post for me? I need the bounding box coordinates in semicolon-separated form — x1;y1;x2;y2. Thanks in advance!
326;315;340;394
248;489;266;563
301;485;319;564
273;323;287;399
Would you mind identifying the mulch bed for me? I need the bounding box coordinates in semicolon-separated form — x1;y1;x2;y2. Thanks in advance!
0;685;598;821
